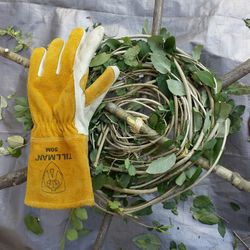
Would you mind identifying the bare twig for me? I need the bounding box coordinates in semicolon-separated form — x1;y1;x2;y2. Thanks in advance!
233;231;250;249
0;47;29;67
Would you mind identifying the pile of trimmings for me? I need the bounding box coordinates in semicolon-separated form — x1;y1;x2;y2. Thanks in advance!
87;29;244;215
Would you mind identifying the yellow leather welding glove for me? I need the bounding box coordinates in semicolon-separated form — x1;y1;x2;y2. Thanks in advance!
24;26;120;209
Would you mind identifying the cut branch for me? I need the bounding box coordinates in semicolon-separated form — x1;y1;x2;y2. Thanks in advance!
0;167;27;190
0;47;29;67
222;58;250;88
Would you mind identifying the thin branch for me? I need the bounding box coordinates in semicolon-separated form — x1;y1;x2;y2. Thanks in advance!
233;231;250;249
222;58;250;88
0;47;29;67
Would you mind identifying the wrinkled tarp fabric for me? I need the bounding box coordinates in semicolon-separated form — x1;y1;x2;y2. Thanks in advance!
0;1;249;249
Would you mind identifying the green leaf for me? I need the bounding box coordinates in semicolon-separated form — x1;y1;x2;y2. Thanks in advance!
203;138;217;151
218;102;233;119
146;153;176;174
66;228;78;241
218;219;226;238
14;43;24;52
163;200;176;210
192;209;219;225
138;40;151;58
117;174;131;188
185;167;202;187
132;200;153;216
151;52;171;74
75;208;88;220
123;45;140;67
178;243;187;250
243;18;250;29
92;174;108;190
7;135;24;148
78;228;90;237
90;149;98;163
132;233;161;250
24;215;43;235
128;164;136;176
224;82;250;95
15;97;28;106
90;52;111;67
147;35;164;53
192;44;203;60
164;36;176;52
108;200;122;211
167;79;186;96
169;241;177;250
7;147;21;158
194;70;215;88
193;195;214;211
175;172;186;186
142;19;150;34
0;96;7;108
105;38;121;50
229;202;240;211
148;113;159;128
193;109;203;132
156;74;170;96
71;215;83;230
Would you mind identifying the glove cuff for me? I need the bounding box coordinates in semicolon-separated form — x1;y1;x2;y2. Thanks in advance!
25;134;94;209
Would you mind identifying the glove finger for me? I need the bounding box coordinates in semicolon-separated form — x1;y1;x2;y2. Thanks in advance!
60;27;85;75
85;66;120;107
43;38;64;75
28;47;46;80
74;26;104;88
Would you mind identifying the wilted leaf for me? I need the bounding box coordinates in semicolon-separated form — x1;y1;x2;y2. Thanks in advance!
167;79;186;96
151;52;171;74
146;153;176;174
24;215;43;235
192;44;203;60
132;233;161;250
7;135;24;148
90;52;111;67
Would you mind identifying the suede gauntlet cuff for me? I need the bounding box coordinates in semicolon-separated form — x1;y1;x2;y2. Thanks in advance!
25;134;94;209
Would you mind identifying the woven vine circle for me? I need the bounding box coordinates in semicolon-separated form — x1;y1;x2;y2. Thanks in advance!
88;34;229;214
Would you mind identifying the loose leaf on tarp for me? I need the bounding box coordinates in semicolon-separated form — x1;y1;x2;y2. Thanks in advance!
24;215;43;235
192;44;203;60
146;153;176;174
218;219;226;238
151;52;171;74
74;208;88;220
178;243;187;250
132;233;161;250
224;82;250;95
193;195;214;211
90;52;111;67
229;202;240;211
167;79;186;96
66;228;78;241
71;215;83;230
192;208;219;225
244;18;250;29
7;135;24;148
194;70;215;88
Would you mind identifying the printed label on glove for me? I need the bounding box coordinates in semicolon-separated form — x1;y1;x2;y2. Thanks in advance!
35;147;72;161
41;161;66;193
